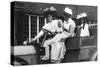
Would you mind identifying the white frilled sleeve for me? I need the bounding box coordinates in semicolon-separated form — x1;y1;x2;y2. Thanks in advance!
42;20;58;33
33;20;58;41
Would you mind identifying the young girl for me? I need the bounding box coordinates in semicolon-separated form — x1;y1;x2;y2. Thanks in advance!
77;13;90;37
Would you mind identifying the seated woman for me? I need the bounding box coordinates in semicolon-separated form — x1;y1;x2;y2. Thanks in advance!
30;7;64;63
77;13;90;37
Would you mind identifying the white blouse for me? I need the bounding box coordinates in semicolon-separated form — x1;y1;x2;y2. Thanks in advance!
80;23;90;37
63;18;76;37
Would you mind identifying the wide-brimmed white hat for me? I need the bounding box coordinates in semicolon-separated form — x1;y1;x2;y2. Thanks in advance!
44;6;56;11
64;7;72;15
77;13;87;19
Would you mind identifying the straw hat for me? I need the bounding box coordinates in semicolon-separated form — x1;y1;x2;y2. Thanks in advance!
64;7;72;15
77;13;87;19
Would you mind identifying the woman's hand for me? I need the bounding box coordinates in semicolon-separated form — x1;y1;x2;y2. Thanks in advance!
31;38;36;42
23;38;36;45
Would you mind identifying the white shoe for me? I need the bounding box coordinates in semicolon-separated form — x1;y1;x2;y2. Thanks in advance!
41;56;49;60
50;59;62;64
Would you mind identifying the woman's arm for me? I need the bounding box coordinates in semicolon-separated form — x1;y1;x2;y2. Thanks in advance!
78;24;84;29
23;29;45;45
78;26;83;29
31;30;44;41
64;22;76;37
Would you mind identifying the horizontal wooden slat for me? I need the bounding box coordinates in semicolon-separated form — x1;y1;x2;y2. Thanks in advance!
11;45;36;55
65;36;96;50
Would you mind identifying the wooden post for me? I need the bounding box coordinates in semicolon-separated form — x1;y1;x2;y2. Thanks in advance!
37;16;39;43
29;16;31;43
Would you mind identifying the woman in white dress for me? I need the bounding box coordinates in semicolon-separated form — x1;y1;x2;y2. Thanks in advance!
30;7;64;63
77;13;90;37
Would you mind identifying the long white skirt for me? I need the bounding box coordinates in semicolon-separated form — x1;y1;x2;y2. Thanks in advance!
41;32;69;61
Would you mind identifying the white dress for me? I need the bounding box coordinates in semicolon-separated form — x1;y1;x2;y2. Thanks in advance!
80;23;90;37
41;20;62;60
41;18;76;62
50;18;76;61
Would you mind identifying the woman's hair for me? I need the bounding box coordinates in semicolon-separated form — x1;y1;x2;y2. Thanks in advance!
78;17;89;24
43;9;59;20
